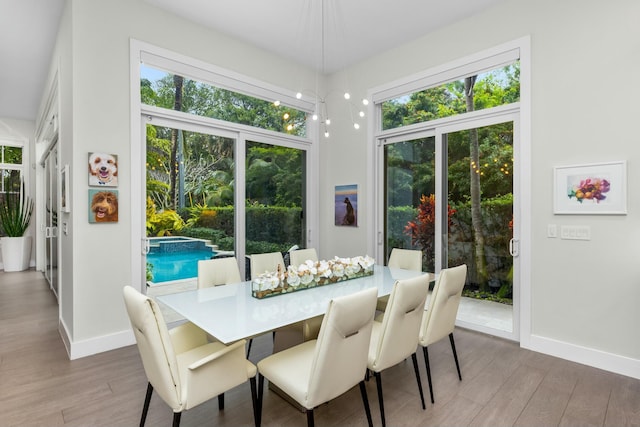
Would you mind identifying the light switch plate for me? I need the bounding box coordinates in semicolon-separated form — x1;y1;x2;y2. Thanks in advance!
547;224;557;238
560;225;590;240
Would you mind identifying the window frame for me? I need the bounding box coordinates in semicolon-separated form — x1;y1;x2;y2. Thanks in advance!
369;37;531;344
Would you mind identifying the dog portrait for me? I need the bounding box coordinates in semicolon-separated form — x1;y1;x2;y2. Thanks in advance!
88;152;118;187
89;190;118;223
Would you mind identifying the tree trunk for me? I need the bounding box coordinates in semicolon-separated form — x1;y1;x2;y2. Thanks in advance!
465;76;488;290
169;75;184;210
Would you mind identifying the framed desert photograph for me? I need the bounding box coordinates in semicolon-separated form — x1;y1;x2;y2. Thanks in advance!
334;184;357;226
553;161;627;215
88;152;118;187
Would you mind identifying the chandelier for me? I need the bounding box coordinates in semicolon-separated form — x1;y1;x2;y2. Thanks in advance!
276;0;368;138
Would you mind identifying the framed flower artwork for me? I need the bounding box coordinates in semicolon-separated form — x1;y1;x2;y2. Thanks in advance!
553;161;627;215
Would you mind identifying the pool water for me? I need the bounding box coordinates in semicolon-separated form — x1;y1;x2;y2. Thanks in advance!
147;250;214;283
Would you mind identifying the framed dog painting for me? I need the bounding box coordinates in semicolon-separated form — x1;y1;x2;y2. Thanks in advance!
88;189;118;223
88;152;118;187
334;184;358;227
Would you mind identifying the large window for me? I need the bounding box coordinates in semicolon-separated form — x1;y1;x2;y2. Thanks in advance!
381;62;519;131
137;44;315;284
141;65;308;137
374;44;522;340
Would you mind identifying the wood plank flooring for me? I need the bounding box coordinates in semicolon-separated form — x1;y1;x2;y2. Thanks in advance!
1;269;639;426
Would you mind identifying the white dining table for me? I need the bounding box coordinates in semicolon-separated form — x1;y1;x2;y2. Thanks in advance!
157;265;430;344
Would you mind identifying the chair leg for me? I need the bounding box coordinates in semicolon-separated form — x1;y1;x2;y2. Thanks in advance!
306;409;314;427
373;371;386;427
249;376;259;427
172;412;181;427
140;382;153;427
422;346;435;404
449;333;462;381
247;338;253;358
359;380;374;427
218;393;224;410
411;352;426;410
257;374;265;427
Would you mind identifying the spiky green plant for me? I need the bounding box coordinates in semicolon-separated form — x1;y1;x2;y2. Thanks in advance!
0;192;34;237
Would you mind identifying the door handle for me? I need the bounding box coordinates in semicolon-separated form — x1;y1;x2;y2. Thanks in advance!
509;238;519;257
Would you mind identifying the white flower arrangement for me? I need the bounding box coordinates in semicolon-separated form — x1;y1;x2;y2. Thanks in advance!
251;255;375;299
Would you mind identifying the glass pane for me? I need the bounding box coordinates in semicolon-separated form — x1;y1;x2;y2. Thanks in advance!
0;168;21;193
446;122;513;332
245;140;306;264
145;124;236;284
4;146;22;164
384;137;435;271
382;62;520;130
141;65;307;136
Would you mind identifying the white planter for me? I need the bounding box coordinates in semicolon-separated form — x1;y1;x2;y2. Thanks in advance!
1;236;32;272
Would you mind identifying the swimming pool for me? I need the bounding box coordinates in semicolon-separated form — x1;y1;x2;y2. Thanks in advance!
147;237;216;284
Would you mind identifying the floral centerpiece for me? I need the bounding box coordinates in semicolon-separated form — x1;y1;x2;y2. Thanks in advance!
251;255;375;299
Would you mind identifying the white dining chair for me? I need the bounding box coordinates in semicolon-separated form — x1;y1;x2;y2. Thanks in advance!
197;256;242;288
249;251;303;355
367;273;430;427
256;287;378;427
196;257;242;343
418;264;467;404
123;286;258;427
288;247;318;267
377;248;423;312
250;252;286;280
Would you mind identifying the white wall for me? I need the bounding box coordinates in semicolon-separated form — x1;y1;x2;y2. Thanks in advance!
322;0;640;376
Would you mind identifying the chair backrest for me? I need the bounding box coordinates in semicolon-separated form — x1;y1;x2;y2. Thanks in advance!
289;248;318;267
388;248;422;272
370;274;430;371
123;286;181;409
250;251;285;280
306;287;378;408
419;264;467;347
197;257;242;289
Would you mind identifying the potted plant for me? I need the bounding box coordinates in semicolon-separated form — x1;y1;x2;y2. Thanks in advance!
0;190;34;272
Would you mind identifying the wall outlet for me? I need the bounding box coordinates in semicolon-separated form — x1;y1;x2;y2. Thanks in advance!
547;224;557;238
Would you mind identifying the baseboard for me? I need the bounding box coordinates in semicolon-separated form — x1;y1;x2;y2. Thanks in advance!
524;334;640;380
59;317;71;358
58;319;136;360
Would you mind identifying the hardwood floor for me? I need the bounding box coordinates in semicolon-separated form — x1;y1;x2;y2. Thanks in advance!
1;269;639;427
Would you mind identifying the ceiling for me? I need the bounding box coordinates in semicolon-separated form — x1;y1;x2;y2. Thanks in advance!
0;0;505;122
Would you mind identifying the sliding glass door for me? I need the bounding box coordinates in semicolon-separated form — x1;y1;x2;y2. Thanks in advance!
379;115;518;339
383;135;435;271
245;140;306;277
442;120;514;335
144;121;236;286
